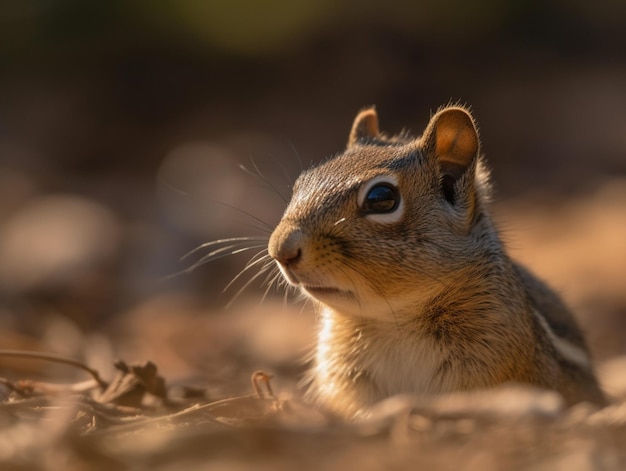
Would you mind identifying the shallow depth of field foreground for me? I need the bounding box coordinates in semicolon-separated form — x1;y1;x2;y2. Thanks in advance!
1;180;625;470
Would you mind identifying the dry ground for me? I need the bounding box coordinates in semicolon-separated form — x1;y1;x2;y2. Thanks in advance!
0;179;625;470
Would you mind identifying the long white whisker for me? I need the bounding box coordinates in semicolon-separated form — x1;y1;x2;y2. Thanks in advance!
249;155;288;202
239;157;288;204
266;151;294;192
181;236;268;261
226;261;276;309
239;221;276;234
282;280;291;309
287;140;305;172
266;268;282;291
211;200;275;232
261;269;282;304
162;246;263;282
190;243;266;267
299;296;312;317
223;251;271;293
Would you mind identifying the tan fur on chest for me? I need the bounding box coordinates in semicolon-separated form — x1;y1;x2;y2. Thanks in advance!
308;308;444;415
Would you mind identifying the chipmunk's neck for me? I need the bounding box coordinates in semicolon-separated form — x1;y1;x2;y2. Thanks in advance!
310;258;533;415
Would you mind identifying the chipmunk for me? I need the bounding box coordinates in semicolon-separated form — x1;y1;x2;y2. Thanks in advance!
267;105;606;418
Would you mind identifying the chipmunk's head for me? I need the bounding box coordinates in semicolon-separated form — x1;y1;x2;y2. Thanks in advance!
269;105;492;320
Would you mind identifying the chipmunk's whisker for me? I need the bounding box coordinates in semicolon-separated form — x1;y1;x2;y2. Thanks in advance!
266;150;295;192
223;251;271;293
261;269;282;304
226;260;276;309
187;244;267;274
162;243;265;282
211;200;274;232
287;140;306;172
181;236;269;261
239;155;289;204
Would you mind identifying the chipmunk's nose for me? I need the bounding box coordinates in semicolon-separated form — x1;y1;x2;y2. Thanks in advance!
268;225;303;266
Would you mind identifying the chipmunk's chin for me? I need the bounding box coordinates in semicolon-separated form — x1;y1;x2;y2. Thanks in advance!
278;265;355;302
301;285;355;302
277;264;359;307
304;284;416;321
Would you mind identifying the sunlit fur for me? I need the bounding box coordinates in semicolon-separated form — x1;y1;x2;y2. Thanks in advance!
267;105;605;418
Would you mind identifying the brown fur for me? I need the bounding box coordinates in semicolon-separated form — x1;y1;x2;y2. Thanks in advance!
268;105;605;418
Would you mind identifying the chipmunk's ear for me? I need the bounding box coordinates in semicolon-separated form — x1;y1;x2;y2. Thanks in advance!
422;106;479;179
421;107;479;204
348;107;379;147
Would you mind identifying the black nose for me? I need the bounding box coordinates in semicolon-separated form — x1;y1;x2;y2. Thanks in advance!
268;226;304;266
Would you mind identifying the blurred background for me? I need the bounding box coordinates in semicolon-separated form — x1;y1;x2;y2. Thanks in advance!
0;0;625;394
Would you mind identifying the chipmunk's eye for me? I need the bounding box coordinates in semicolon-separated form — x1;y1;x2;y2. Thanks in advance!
358;175;404;223
362;183;400;214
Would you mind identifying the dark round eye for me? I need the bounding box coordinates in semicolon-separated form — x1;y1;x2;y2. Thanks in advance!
362;184;400;214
